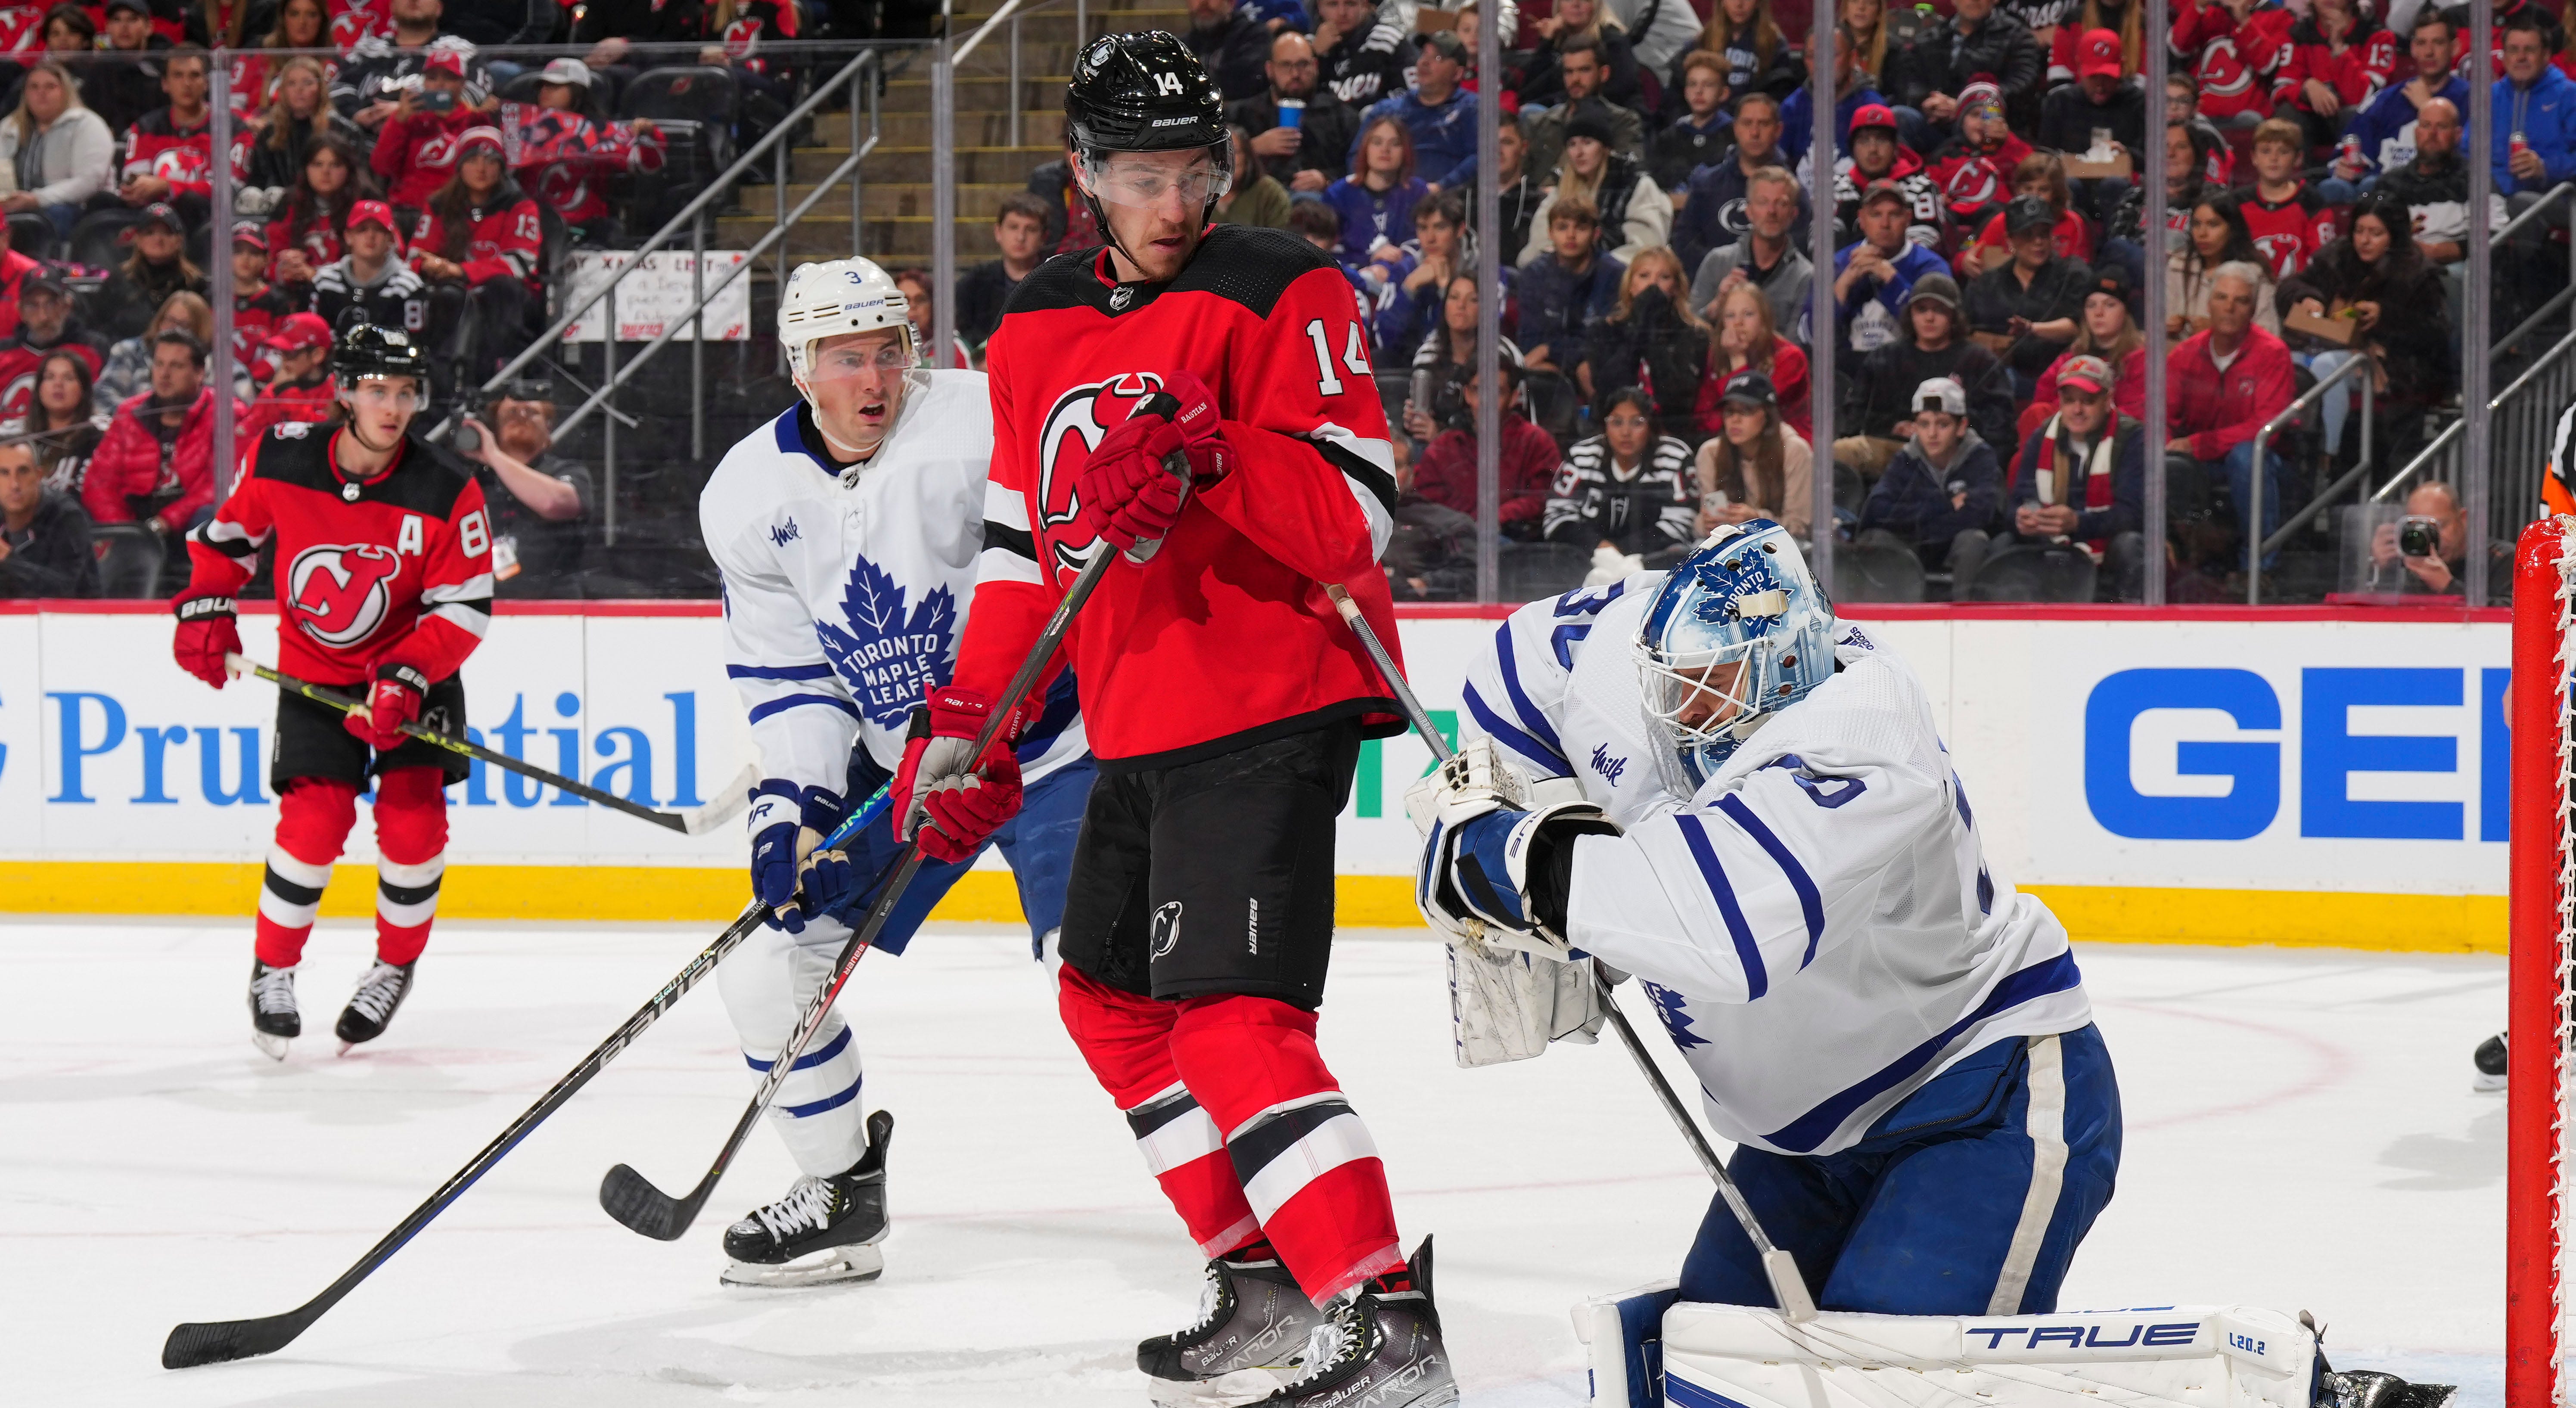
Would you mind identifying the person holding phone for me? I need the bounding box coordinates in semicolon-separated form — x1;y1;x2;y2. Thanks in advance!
370;48;495;221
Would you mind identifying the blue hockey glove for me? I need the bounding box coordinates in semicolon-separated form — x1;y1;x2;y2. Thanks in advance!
1417;793;1617;955
748;779;845;932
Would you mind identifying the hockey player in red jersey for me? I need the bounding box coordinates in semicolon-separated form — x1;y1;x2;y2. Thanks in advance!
171;321;493;1061
903;32;1452;1408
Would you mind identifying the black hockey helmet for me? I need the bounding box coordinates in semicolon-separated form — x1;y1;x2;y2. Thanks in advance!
331;320;430;387
1065;31;1226;154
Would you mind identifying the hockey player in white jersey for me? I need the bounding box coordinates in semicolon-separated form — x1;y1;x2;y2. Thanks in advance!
696;257;1093;1288
1414;518;2120;1316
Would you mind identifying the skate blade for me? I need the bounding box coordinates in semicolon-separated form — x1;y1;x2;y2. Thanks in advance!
719;1244;886;1290
2474;1070;2507;1093
252;1031;289;1061
1145;1366;1295;1408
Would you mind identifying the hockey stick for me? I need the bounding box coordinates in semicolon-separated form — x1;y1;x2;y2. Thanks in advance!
159;783;895;1370
1321;583;1820;1323
595;415;1186;1242
225;653;758;837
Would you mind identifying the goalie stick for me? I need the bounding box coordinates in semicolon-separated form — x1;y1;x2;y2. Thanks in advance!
226;653;758;836
595;399;1188;1242
158;783;894;1370
1322;583;1821;1324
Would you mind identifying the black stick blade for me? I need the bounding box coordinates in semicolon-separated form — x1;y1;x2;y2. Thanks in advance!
599;1163;697;1241
163;1309;314;1369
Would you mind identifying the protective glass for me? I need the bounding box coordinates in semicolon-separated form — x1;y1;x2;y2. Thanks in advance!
802;338;914;381
1077;147;1233;211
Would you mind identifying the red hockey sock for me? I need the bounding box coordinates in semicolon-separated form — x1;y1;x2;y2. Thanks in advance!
255;779;359;968
1169;994;1402;1306
1058;966;1260;1256
370;768;447;966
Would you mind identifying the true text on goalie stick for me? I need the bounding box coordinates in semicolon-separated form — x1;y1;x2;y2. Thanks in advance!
1321;583;1821;1324
595;399;1194;1242
225;653;757;836
158;782;897;1370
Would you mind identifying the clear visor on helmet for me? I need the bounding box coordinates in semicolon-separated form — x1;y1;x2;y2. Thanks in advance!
1637;640;1765;759
1075;145;1232;211
344;376;424;414
802;332;915;384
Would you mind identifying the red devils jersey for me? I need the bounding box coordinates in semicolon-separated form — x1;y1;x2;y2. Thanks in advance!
125;109;215;202
186;422;493;688
2271;18;2396;114
505;106;664;226
411;191;542;288
372;107;479;211
2172;0;2296;122
2242;185;2336;278
958;224;1404;769
0;333;104;421
0;6;44;63
329;0;390;52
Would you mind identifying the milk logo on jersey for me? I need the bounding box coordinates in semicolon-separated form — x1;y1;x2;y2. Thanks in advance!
812;555;957;727
1589;743;1628;787
287;543;403;648
1036;372;1167;573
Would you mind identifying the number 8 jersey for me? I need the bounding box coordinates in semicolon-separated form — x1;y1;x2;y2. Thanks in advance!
185;422;495;689
957;224;1410;766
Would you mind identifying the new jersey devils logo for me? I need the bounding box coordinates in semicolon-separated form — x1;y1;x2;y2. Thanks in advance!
1035;372;1165;574
288;543;402;649
2198;38;2253;98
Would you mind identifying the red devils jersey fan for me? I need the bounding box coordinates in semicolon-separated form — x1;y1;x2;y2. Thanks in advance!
907;33;1450;1408
171;321;493;1062
2171;0;2296;123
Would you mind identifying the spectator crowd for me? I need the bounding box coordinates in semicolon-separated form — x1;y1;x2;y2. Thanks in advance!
972;0;2555;599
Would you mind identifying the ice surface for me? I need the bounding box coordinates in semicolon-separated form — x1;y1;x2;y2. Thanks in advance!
0;921;2509;1405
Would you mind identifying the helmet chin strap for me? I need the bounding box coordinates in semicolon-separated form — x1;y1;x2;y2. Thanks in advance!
794;375;888;463
336;396;401;459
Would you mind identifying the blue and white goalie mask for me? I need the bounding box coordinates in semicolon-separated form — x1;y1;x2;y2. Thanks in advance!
1634;520;1838;784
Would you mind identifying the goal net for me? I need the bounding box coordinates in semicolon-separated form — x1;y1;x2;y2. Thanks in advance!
2513;514;2576;1408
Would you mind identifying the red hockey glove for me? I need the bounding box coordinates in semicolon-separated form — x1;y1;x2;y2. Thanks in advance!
894;685;1026;863
346;663;429;751
1154;369;1236;486
1073;410;1190;555
171;594;240;689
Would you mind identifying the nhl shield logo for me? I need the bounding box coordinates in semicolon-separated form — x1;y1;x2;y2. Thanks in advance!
1108;285;1136;312
286;543;403;649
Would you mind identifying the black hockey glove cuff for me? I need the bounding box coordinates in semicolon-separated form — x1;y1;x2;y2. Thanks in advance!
376;662;432;698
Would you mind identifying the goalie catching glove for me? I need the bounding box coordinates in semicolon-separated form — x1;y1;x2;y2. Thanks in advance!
1407;739;1620;956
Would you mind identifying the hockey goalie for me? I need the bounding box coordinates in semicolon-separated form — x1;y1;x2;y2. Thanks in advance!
1410;519;2458;1408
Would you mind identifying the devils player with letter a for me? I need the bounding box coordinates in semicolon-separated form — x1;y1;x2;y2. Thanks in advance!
909;33;1453;1408
171;322;491;1061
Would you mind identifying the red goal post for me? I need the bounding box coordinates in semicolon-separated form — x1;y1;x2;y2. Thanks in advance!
2512;514;2576;1408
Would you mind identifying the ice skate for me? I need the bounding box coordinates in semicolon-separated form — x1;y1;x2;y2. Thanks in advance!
1138;1241;1324;1406
2474;1031;2506;1092
334;960;416;1053
2319;1367;2459;1408
248;961;299;1061
720;1109;893;1289
1247;1237;1455;1408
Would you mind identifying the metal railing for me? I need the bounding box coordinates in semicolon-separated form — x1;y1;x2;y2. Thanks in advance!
2371;319;2576;573
2243;352;2373;604
440;47;887;542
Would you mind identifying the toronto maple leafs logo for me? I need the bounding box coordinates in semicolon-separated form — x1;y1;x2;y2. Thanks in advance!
811;555;957;728
1639;980;1708;1049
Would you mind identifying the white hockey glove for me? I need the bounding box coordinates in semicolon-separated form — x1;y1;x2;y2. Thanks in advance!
1447;938;1608;1067
1415;792;1619;957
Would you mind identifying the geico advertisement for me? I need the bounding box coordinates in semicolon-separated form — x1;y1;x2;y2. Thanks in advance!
0;610;2517;897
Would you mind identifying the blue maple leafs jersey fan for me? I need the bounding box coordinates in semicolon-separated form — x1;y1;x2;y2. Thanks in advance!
699;367;1087;799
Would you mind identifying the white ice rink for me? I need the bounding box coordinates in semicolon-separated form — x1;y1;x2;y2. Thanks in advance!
0;920;2514;1406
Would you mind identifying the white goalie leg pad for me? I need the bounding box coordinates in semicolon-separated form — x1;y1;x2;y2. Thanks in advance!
1572;1279;1681;1408
1643;1303;2316;1408
718;924;867;1177
1448;939;1606;1067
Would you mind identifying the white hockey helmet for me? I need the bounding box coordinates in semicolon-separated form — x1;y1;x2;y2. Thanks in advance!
778;257;914;388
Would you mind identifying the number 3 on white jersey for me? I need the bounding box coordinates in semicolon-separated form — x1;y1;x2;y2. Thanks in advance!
1302;318;1371;396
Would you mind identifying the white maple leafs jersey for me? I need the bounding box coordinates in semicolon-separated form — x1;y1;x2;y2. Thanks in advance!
700;369;1087;800
1463;576;2092;1159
